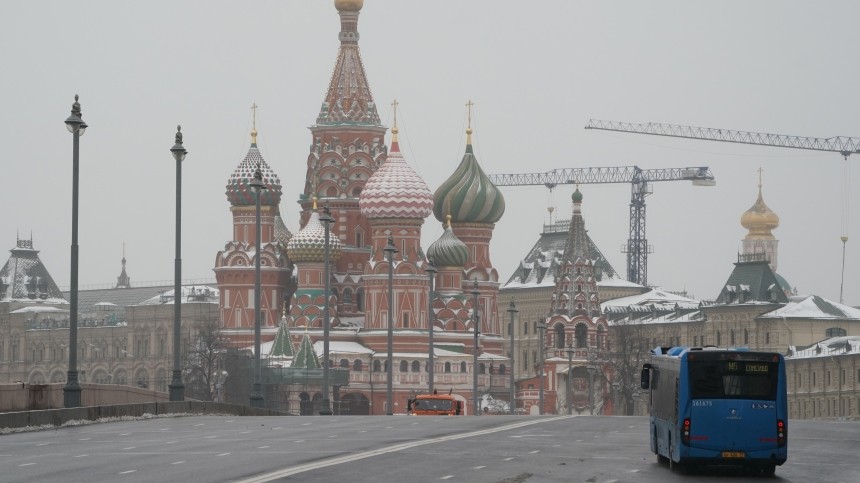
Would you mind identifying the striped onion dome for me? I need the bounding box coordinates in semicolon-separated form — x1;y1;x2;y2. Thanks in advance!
225;144;283;206
433;137;505;224
427;216;468;267
286;210;343;263
359;135;433;219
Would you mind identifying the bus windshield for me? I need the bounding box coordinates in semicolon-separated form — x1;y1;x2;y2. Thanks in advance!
414;399;453;411
689;360;778;400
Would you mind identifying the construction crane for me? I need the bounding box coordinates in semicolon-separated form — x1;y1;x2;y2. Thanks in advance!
585;119;857;303
487;166;715;287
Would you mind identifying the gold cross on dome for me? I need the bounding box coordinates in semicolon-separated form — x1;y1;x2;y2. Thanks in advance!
251;102;259;144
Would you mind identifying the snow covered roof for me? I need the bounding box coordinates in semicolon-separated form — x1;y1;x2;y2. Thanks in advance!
137;285;219;305
601;288;699;309
312;340;374;355
759;294;860;320
787;336;860;360
10;305;67;314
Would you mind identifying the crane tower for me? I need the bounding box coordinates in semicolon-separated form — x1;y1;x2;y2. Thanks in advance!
488;166;715;287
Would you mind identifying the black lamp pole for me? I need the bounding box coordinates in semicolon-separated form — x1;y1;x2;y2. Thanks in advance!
384;237;398;415
425;259;437;394
471;280;480;416
249;166;266;408
63;95;87;408
566;347;574;415
507;300;517;415
169;125;187;402
320;205;334;415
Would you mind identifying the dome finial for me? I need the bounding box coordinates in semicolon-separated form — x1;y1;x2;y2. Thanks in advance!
465;99;474;146
391;99;399;144
757;166;763;191
446;213;452;228
312;194;318;210
250;102;258;146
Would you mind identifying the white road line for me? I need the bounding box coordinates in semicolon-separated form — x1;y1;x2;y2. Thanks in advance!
217;453;231;457
294;440;305;443
205;436;216;439
172;461;185;465
160;428;170;431
166;441;177;444
119;470;136;475
273;427;282;430
74;455;88;458
238;416;572;483
18;463;35;467
79;438;91;441
529;450;540;454
194;424;204;427
241;431;251;434
123;447;136;450
35;443;48;446
440;476;454;480
120;433;130;436
258;446;270;449
473;465;486;469
504;457;515;461
301;423;312;426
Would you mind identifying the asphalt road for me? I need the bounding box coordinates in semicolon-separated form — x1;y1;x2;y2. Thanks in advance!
0;414;856;482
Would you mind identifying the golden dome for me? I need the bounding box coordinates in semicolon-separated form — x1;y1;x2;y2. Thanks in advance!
741;188;779;238
335;0;363;12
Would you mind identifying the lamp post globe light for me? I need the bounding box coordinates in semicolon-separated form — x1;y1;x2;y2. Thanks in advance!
169;125;187;402
63;95;87;408
384;237;398;415
471;280;480;416
536;320;546;415
507;300;517;415
249;165;267;408
319;205;334;415
424;259;437;394
565;346;575;415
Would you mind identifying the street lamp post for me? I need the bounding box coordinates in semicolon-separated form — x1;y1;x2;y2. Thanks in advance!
249;165;266;408
537;320;546;415
319;206;334;415
63;95;87;408
169;125;187;402
425;259;437;394
471;280;480;416
565;347;574;415
587;361;599;416
507;300;517;415
384;236;398;415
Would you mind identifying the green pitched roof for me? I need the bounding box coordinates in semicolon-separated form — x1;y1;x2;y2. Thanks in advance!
715;257;789;304
291;332;321;369
269;322;296;358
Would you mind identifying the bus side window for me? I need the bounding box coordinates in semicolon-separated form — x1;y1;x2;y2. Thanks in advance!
641;364;652;389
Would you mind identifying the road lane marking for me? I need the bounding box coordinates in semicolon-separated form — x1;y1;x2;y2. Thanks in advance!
79;438;91;441
440;476;454;480
194;424;204;427
529;450;539;454
172;461;185;465
119;470;136;474
238;416;572;483
258;446;270;449
166;441;177;444
504;457;515;461
120;433;131;436
473;466;486;469
18;463;35;467
205;436;216;439
218;453;231;457
74;455;88;458
123;447;136;450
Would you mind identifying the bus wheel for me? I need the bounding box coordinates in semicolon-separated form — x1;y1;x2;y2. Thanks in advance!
760;464;776;477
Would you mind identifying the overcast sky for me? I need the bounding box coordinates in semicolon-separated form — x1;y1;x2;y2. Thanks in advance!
1;0;858;306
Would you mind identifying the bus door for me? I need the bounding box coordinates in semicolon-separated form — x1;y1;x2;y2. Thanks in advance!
688;359;779;454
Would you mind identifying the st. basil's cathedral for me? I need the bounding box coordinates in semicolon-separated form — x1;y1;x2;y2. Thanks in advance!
213;0;515;415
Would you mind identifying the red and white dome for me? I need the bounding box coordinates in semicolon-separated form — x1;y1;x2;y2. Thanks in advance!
359;137;433;219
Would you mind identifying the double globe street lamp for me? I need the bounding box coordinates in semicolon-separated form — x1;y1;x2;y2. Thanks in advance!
384;237;398;416
249;165;267;408
319;206;334;415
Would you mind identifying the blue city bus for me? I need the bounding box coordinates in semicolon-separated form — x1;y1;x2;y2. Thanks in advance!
640;346;787;475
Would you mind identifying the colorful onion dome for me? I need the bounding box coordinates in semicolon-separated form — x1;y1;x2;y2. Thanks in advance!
572;186;583;203
433;131;505;224
225;142;283;207
427;215;469;267
286;206;343;263
335;0;363;12
359;129;433;219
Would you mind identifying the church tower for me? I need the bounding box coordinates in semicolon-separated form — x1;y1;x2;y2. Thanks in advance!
215;110;293;333
300;0;387;320
741;168;780;272
432;109;506;336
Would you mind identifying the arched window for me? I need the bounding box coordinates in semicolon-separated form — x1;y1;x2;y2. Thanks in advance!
411;360;420;372
444;362;452;373
555;323;565;349
575;324;588;348
355;230;364;248
340;358;349;369
400;360;408;372
353;359;363;372
356;288;365;312
460;361;467;373
597;326;606;349
343;289;353;305
373;360;382;372
826;327;847;337
326;186;337;197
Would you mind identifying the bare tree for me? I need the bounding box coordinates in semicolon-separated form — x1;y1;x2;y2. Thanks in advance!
183;318;228;401
608;318;656;415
